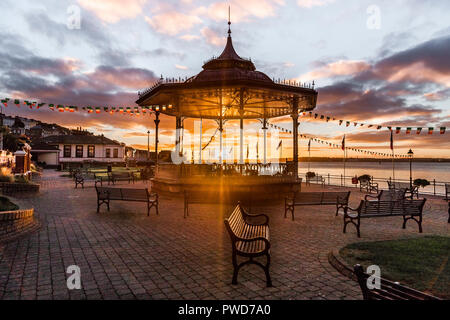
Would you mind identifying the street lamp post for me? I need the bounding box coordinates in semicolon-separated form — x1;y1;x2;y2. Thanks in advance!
408;149;414;189
147;130;150;161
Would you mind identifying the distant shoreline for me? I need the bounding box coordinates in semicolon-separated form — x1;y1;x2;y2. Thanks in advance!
296;157;450;163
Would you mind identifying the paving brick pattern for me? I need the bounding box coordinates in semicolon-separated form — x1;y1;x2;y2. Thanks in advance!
0;170;448;300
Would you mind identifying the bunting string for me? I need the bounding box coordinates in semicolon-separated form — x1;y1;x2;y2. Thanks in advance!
1;97;446;134
300;111;446;134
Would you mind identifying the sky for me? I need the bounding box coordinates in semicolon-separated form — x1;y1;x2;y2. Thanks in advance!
0;0;449;159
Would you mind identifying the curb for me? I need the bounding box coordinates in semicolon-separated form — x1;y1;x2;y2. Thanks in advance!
327;249;357;282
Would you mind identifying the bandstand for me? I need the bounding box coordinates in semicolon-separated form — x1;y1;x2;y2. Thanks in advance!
136;21;318;200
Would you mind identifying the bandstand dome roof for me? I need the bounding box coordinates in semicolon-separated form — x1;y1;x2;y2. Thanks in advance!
136;23;317;120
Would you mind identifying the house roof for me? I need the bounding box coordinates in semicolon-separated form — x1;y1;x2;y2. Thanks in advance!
30;142;60;151
37;135;121;146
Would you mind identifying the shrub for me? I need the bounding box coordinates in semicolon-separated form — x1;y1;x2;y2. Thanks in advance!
414;179;430;188
358;174;372;182
0;167;14;183
306;172;316;178
14;175;30;184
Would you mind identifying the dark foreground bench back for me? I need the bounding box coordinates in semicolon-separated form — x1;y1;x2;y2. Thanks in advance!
379;189;406;201
294;191;350;205
359;199;425;217
354;264;440;300
96;186;148;201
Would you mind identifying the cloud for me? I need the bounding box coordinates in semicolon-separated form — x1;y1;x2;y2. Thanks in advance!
77;0;147;23
372;35;450;87
123;132;150;138
179;34;201;41
200;27;226;47
175;64;188;70
25;11;131;66
145;12;201;36
87;66;158;90
297;0;335;8
199;0;284;22
297;60;371;82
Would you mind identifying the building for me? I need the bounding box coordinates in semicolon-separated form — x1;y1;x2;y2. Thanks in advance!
32;135;125;169
0;114;38;131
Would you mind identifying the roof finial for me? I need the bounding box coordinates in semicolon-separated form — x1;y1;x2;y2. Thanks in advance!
228;6;231;36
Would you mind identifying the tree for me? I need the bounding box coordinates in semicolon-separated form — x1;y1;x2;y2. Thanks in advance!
0;126;26;152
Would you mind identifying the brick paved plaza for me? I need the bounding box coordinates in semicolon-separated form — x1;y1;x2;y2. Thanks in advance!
0;170;448;300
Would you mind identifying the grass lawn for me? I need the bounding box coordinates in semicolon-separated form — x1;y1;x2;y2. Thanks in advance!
0;196;19;211
340;236;450;299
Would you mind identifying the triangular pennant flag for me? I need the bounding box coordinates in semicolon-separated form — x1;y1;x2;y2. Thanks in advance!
428;127;434;134
416;127;422;134
406;127;411;134
395;127;401;134
440;127;446;134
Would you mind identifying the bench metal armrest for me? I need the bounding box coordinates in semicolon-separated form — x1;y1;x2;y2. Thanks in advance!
344;206;359;215
244;213;269;226
148;192;158;200
364;194;378;201
371;182;378;187
236;236;271;251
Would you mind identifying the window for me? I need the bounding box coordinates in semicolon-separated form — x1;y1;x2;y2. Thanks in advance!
88;145;95;158
63;145;71;158
105;148;111;158
113;148;119;158
76;145;83;158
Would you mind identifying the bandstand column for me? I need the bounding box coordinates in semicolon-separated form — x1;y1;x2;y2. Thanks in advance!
262;118;267;165
292;97;299;178
199;118;202;164
154;111;160;167
219;118;223;164
239;88;244;170
175;116;182;157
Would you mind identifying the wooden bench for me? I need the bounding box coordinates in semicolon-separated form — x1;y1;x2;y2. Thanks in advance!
305;175;325;187
95;186;158;216
224;203;271;287
353;264;440;300
108;172;135;185
388;181;419;199
360;179;378;194
74;172;102;189
445;183;450;200
343;198;426;237
285;191;351;220
365;189;406;202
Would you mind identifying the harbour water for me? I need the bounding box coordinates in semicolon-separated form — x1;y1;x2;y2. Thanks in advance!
299;161;450;196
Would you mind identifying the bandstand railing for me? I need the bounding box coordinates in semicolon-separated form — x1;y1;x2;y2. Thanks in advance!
178;163;296;178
